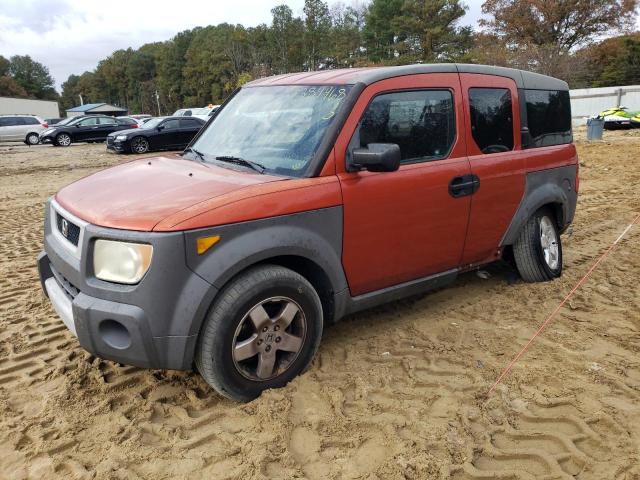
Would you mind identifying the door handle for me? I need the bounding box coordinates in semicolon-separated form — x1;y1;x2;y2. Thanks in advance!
449;175;480;198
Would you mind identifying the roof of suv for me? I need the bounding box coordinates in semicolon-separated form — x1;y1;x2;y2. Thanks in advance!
246;63;568;91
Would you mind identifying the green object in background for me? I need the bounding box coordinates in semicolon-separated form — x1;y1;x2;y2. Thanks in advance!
598;106;640;129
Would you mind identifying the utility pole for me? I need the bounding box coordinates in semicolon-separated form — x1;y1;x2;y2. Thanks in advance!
155;90;161;116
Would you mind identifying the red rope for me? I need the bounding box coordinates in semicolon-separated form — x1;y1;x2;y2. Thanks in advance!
487;212;640;397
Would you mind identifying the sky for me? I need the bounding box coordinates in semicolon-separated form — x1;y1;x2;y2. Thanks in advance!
0;0;482;91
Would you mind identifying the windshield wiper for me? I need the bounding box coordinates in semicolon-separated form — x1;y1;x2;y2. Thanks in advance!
215;155;266;174
183;147;206;162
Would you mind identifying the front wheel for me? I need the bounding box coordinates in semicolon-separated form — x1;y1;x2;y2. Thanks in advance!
55;133;71;147
513;209;563;282
195;265;323;402
130;136;149;154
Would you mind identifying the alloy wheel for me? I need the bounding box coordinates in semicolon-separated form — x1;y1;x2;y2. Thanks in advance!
132;137;148;153
540;216;559;270
232;296;307;381
57;134;71;146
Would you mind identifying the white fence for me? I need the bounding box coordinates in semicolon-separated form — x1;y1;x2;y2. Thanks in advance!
570;85;640;125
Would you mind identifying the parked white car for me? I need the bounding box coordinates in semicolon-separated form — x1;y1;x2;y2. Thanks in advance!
173;106;219;121
0;115;48;144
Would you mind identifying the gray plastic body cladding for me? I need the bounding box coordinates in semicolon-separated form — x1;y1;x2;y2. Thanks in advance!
185;206;347;316
42;200;215;370
501;165;578;246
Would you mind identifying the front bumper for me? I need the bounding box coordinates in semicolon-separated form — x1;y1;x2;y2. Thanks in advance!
38;199;217;370
39;133;55;144
106;136;127;152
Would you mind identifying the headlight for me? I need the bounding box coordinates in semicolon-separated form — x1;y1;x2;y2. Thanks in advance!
116;135;128;141
93;239;153;284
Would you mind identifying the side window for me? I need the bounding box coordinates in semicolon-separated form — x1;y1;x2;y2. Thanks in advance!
99;117;117;125
80;117;99;126
357;90;455;163
162;119;180;130
22;117;39;125
524;89;572;148
0;118;10;127
469;88;514;154
180;119;202;128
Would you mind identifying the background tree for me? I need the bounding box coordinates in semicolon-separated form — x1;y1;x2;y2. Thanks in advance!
363;0;404;62
0;55;28;97
393;0;473;62
7;55;57;99
480;0;639;76
304;0;332;69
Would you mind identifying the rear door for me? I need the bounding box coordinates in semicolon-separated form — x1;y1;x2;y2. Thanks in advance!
2;117;22;140
97;117;119;139
157;118;181;149
178;118;203;147
0;117;15;141
458;74;526;266
337;73;472;296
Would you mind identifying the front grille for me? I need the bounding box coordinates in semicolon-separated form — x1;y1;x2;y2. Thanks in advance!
50;263;80;300
107;136;115;146
56;212;80;246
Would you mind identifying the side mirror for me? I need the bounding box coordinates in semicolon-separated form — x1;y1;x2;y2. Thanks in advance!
157;125;164;131
351;143;401;173
75;124;81;128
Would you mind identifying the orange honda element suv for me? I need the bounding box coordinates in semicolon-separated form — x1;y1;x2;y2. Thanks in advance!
39;64;577;401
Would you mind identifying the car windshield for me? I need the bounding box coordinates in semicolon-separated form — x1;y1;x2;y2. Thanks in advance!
190;85;351;177
56;118;75;126
142;118;164;129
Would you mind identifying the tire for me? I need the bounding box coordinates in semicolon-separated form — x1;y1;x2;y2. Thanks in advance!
55;133;71;147
25;133;40;145
130;136;149;154
195;265;323;402
513;208;563;282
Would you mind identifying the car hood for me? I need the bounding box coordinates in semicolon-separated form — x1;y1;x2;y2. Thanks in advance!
108;127;139;137
55;155;284;231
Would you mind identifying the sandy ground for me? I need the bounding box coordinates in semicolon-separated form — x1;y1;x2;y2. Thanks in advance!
0;130;639;480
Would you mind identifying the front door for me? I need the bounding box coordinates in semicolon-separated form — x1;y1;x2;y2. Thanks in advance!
337;73;473;296
74;116;100;141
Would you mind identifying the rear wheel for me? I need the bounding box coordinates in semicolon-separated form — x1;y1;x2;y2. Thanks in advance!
513;209;563;282
25;133;40;145
130;136;149;154
195;265;323;402
55;133;71;147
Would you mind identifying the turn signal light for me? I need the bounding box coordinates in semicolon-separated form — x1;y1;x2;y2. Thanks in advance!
197;235;220;255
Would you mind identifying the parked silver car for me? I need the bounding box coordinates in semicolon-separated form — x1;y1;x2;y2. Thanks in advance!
0;115;48;144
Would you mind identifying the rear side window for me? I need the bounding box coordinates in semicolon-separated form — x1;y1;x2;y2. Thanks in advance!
524;90;572;148
357;89;455;163
180;118;202;128
100;117;117;125
469;88;514;154
162;119;181;130
0;117;20;126
22;117;39;125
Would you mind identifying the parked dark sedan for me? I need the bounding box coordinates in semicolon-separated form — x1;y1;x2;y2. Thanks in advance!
40;115;138;146
106;116;205;154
